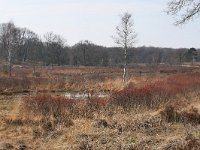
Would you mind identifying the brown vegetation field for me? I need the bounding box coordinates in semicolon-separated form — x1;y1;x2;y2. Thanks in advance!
1;65;200;149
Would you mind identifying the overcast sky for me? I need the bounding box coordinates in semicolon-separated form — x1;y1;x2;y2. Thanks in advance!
0;0;199;48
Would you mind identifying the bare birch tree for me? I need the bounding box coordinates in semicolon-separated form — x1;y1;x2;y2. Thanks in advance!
167;0;200;25
0;22;18;76
113;12;137;85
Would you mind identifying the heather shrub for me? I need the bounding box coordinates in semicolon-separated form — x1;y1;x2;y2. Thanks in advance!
23;93;113;121
161;105;200;125
111;73;200;110
80;97;111;118
88;97;110;107
22;94;75;129
0;77;31;92
21;94;111;125
64;97;111;119
160;105;180;123
111;83;171;110
180;107;200;125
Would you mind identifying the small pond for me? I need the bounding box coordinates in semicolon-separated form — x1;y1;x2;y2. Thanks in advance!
64;91;110;99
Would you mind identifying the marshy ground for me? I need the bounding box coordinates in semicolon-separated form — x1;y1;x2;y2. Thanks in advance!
1;64;200;150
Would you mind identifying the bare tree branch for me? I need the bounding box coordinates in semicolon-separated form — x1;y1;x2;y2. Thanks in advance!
167;0;200;25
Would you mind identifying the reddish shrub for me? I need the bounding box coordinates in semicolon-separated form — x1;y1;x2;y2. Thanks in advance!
24;94;76;115
0;77;31;92
23;94;112;121
88;97;110;107
111;73;200;109
22;94;77;127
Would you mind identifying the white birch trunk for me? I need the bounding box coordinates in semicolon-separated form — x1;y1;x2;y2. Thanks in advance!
8;48;12;77
123;46;128;86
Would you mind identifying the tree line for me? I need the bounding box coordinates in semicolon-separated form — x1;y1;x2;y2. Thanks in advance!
0;22;199;69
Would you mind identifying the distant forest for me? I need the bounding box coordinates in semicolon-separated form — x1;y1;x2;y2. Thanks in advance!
0;22;199;67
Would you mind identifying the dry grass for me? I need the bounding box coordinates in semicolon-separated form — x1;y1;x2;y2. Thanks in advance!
0;65;194;94
1;92;200;149
1;66;200;149
0;92;200;150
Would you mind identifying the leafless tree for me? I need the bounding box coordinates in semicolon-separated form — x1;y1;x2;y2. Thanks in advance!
17;28;39;62
43;32;66;68
76;40;90;66
81;40;89;66
167;0;200;25
0;22;18;76
176;49;186;64
113;12;137;85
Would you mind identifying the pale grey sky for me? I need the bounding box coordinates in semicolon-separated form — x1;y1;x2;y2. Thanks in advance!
0;0;199;48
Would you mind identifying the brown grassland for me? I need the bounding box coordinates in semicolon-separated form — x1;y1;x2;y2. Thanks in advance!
1;64;200;149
